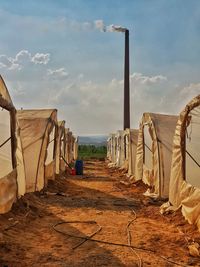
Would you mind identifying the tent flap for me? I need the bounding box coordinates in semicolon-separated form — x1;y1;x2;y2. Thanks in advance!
168;95;200;230
0;169;17;213
135;113;178;198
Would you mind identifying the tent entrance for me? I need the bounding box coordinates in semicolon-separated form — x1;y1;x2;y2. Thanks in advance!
124;135;129;160
60;135;65;159
45;126;56;165
143;125;153;170
185;106;200;188
61;134;65;169
142;125;154;187
45;125;56;181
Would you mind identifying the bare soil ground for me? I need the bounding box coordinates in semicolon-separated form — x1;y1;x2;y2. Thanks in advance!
0;160;200;267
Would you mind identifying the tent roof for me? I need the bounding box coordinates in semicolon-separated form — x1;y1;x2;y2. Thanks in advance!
168;94;200;230
142;112;178;124
141;112;178;141
16;109;57;150
65;128;70;134
58;120;65;128
124;128;139;135
179;94;200;128
17;109;57;120
58;121;65;138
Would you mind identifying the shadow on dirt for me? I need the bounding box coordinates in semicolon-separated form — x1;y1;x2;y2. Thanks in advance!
0;193;127;267
45;177;142;212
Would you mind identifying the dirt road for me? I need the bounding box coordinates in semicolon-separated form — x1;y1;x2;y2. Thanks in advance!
0;160;199;266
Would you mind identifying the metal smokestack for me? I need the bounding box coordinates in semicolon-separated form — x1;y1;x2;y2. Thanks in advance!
124;29;130;130
100;23;130;130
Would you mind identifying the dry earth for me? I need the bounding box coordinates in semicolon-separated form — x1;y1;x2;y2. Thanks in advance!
0;160;200;267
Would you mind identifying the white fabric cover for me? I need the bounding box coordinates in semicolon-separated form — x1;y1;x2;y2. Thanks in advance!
0;76;17;214
55;121;66;174
125;129;139;177
135;113;178;198
73;137;78;161
16;109;57;194
0;111;13;177
116;130;125;168
167;95;200;230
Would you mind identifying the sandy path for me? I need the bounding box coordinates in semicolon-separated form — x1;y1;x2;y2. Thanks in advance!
0;160;199;266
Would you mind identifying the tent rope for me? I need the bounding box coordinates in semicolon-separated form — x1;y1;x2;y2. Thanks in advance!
144;143;152;152
186;150;200;168
49;138;55;144
0;136;11;149
155;137;199;168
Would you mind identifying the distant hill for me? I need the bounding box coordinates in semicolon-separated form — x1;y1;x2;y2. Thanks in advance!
78;135;108;146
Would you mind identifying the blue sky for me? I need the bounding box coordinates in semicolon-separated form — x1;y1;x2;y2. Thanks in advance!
0;0;200;134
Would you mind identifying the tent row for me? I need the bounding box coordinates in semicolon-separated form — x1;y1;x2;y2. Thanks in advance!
0;76;78;214
107;94;200;230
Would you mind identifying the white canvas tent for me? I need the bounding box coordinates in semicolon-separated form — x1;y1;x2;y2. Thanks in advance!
16;109;57;195
71;134;75;161
73;137;78;161
55;121;66;175
116;130;125;168
124;129;139;177
107;136;112;161
110;134;118;165
163;95;200;230
135;113;178;198
0;76;17;213
65;129;73;164
107;133;118;168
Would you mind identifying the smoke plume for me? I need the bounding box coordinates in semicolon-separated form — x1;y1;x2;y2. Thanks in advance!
94;20;127;32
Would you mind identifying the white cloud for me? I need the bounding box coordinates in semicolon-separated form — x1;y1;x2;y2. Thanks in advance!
14;50;31;64
44;72;170;133
71;73;166;128
11;82;25;97
180;83;200;97
82;22;93;31
48;82;77;105
0;55;12;68
78;73;84;80
94;20;105;32
130;72;167;85
31;53;50;65
9;50;32;70
4;63;200;135
0;50;50;72
47;68;68;79
176;83;200;110
0;54;20;70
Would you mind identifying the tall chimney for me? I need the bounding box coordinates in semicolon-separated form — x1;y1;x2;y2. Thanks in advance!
123;29;130;130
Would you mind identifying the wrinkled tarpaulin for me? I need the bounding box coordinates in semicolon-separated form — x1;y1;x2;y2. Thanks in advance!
16;109;58;195
0;76;17;213
135;113;178;198
163;95;200;230
116;130;125;168
55;121;66;174
110;133;118;165
125;129;139;177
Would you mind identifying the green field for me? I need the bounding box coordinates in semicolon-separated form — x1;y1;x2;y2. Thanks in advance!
78;145;107;160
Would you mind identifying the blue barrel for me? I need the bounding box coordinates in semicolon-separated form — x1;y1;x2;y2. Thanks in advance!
75;160;83;175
